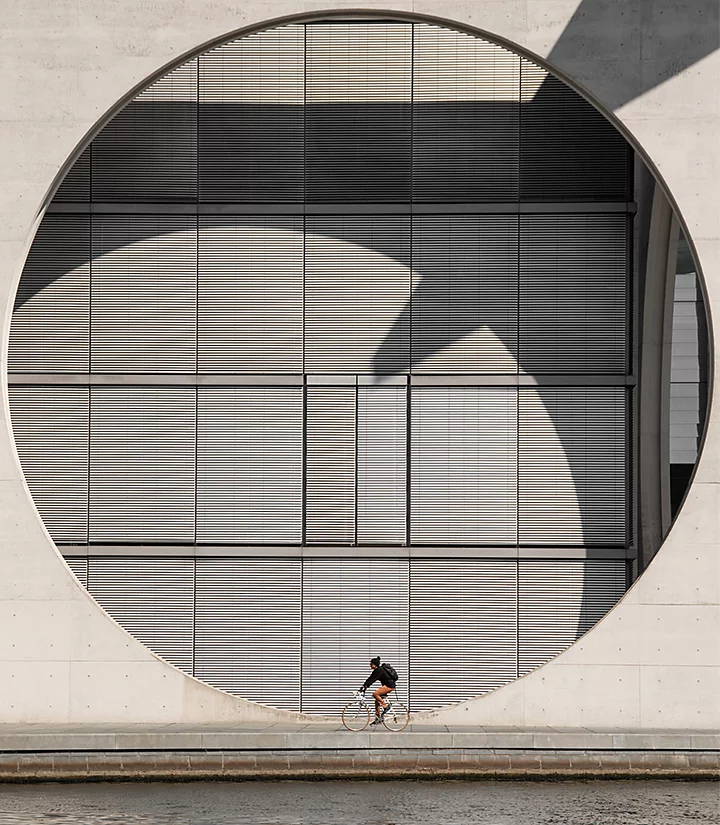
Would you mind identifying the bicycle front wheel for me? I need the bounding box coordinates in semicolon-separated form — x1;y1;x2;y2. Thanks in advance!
382;702;409;732
342;701;372;731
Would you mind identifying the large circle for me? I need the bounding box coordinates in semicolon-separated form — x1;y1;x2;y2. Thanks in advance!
8;15;705;713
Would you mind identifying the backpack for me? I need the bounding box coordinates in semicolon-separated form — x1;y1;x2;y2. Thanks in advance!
382;663;399;682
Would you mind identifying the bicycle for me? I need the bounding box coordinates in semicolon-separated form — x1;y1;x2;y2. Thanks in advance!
341;691;410;732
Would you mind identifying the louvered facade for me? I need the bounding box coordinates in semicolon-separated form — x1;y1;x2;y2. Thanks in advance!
9;20;636;712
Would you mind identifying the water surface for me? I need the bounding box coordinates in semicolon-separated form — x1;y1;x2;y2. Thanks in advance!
0;780;716;825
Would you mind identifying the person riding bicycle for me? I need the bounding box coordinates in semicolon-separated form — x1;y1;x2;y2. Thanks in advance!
359;656;397;725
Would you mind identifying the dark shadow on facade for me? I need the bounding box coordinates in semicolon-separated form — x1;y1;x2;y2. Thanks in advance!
546;0;719;111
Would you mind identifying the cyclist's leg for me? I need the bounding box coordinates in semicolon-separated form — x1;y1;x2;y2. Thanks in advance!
373;685;393;716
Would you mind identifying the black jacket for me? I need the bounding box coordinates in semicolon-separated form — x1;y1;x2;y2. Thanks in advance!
361;664;396;691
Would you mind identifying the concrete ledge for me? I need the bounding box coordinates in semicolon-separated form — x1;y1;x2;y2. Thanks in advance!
0;749;717;781
0;728;717;753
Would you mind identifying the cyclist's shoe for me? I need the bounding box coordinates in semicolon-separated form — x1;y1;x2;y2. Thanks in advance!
370;716;382;726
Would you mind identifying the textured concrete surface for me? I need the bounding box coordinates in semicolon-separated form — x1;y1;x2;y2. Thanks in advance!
0;723;716;753
0;1;718;730
0;749;716;781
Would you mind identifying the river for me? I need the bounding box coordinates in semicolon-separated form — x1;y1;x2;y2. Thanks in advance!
0;780;716;824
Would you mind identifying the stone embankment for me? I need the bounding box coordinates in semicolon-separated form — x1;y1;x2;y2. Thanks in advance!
0;725;716;781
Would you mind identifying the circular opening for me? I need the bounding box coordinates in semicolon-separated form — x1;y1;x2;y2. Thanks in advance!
7;15;709;713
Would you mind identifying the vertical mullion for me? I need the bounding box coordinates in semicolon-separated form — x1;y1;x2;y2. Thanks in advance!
302;382;307;546
194;385;199;546
191;556;197;676
196;56;200;203
407;24;415;708
301;26;308;551
407;25;415;551
194;213;200;548
516;56;523;678
354;384;359;546
410;23;415;206
299;556;304;712
87;215;93;545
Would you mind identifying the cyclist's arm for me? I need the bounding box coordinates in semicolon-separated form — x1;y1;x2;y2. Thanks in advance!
360;673;379;691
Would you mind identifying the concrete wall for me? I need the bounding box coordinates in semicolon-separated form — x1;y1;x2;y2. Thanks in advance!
1;0;718;728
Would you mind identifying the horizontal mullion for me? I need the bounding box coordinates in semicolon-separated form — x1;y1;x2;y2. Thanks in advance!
46;202;636;215
61;545;633;559
8;373;635;386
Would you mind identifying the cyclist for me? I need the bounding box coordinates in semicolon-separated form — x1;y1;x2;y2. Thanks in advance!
359;656;397;725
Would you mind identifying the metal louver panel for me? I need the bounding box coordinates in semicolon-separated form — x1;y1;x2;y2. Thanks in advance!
194;557;301;710
305;23;412;202
199;26;304;202
520;59;631;201
518;559;627;674
9;386;89;544
89;386;195;542
88;556;195;672
412;25;520;202
302;557;409;714
54;146;91;202
198;216;303;372
305;217;410;373
64;556;88;587
519;214;628;374
518;387;628;545
412;216;518;373
92;60;198;201
196;387;303;543
9;215;90;372
91;215;197;373
305;387;356;544
411;387;517;544
410;558;517;711
357;388;407;544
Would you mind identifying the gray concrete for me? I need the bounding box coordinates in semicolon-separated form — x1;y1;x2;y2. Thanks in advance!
0;1;718;731
0;723;715;752
0;748;716;781
0;723;716;781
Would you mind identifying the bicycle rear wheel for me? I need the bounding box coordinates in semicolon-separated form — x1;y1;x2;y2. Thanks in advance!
382;702;409;732
342;701;372;731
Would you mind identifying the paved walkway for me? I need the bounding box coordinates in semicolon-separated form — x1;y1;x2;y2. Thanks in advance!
0;722;715;752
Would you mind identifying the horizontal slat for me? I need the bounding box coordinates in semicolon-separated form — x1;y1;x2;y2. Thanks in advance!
305;216;411;374
519;214;628;374
199;27;304;203
198;216;303;373
411;387;518;544
519;387;628;545
9;215;90;373
194;557;302;710
410;558;518;710
54;146;91;203
92;60;198;202
412;215;518;373
305;23;412;202
196;387;303;543
520;59;631;202
9;385;89;544
518;559;627;673
305;387;356;544
88;556;195;672
91;215;197;373
64;556;88;587
302;557;409;713
412;25;520;202
357;387;407;544
89;386;196;543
